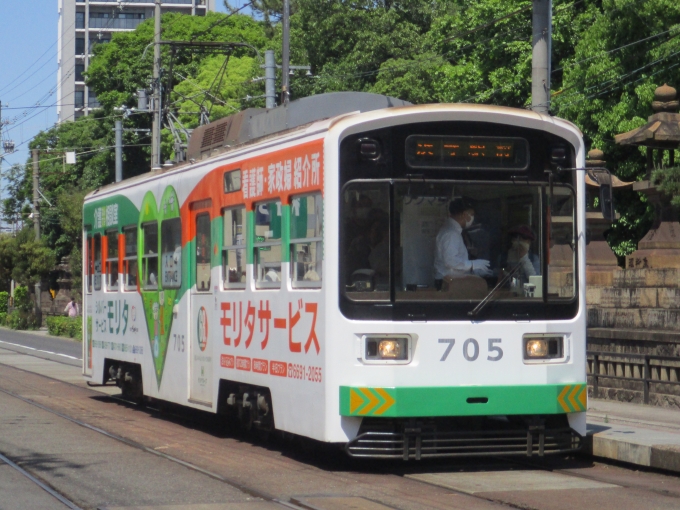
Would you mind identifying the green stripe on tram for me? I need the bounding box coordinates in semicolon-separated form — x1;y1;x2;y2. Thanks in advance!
339;383;588;417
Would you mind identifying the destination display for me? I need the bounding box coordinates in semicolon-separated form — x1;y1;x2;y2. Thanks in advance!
406;135;529;170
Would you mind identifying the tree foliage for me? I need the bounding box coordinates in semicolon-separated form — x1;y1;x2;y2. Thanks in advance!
0;229;56;288
6;0;680;287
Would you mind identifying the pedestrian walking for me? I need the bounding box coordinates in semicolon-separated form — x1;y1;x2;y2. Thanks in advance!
64;297;79;317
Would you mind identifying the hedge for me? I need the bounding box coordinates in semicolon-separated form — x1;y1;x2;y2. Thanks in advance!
46;316;83;341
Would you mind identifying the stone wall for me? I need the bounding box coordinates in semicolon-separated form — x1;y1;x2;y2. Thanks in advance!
587;267;680;407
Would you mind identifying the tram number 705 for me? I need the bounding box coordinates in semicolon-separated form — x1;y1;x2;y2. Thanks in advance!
438;338;503;362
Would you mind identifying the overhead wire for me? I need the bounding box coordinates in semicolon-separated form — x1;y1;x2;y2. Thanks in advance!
311;0;584;85
460;23;680;107
552;47;680;111
190;1;255;41
0;20;76;96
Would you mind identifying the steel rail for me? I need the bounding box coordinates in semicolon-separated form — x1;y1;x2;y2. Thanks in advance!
0;451;84;510
0;385;303;510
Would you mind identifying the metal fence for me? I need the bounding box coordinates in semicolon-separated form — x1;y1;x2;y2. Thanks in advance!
587;350;680;404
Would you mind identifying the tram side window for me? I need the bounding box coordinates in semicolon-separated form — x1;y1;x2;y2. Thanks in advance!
161;217;182;289
195;213;211;291
123;226;138;291
142;222;158;289
222;206;246;288
290;193;323;288
106;230;119;291
93;233;102;291
254;200;282;288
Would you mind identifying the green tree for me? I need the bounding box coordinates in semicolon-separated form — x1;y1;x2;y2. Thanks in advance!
552;0;680;256
0;11;270;284
0;228;56;289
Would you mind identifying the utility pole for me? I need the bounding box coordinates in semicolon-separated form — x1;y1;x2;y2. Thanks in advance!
32;148;42;326
32;149;40;241
531;0;552;114
151;0;162;170
264;50;276;109
281;0;290;106
115;120;123;182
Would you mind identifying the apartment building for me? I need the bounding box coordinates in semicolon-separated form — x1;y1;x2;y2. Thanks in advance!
57;0;216;123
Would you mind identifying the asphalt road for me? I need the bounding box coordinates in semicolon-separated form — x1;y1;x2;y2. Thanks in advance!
2;332;680;510
0;327;82;366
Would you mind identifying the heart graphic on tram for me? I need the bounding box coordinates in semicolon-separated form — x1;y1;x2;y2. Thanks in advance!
138;186;183;387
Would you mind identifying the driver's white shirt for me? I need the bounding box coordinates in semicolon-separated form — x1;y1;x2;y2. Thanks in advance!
434;218;472;279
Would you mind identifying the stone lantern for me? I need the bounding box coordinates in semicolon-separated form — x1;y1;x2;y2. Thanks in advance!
584;149;632;286
615;84;680;269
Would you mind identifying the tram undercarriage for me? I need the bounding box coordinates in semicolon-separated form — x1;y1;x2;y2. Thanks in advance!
346;415;582;460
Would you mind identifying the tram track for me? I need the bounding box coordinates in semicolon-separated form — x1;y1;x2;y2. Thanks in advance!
0;450;84;510
0;383;306;510
1;355;680;510
0;358;529;510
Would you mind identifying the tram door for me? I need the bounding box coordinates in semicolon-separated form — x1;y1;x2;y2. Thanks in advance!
83;233;93;377
188;202;214;406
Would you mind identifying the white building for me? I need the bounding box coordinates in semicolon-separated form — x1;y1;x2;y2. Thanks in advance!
57;0;216;123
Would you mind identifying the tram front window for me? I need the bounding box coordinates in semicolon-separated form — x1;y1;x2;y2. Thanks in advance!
341;182;575;306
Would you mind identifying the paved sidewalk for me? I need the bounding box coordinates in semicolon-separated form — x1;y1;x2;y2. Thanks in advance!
586;398;680;472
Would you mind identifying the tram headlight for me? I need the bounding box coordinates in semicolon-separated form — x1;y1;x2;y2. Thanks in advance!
523;335;564;360
364;336;409;361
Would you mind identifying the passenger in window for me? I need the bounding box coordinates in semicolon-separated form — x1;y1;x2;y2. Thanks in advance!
434;197;492;290
500;225;540;285
264;268;281;282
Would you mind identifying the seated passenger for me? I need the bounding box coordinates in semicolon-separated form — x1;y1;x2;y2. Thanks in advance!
499;225;540;285
434;197;492;290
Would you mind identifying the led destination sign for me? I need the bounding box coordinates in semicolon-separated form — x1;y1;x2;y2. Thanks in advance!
406;135;529;170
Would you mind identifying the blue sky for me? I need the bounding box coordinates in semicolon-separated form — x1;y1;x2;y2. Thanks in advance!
0;0;244;209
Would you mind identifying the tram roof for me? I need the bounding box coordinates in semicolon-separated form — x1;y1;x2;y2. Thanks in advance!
85;95;582;201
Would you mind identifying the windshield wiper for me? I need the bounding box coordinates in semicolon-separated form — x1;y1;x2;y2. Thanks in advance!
468;262;523;317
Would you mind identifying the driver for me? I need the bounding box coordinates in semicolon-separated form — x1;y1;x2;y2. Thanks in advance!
434;197;492;290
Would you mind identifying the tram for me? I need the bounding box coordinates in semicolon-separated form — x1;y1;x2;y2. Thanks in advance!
83;92;589;459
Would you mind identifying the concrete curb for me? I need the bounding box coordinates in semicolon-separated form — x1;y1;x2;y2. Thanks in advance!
585;419;680;473
0;325;82;343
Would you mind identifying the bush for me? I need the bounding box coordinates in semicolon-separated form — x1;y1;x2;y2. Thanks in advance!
653;166;680;208
0;312;6;326
13;286;33;313
46;316;82;341
6;310;39;330
0;291;8;313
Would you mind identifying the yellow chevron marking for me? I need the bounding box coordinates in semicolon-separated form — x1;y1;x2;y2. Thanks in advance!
374;388;396;415
557;385;571;412
568;385;581;411
349;388;365;414
359;388;380;415
578;385;587;410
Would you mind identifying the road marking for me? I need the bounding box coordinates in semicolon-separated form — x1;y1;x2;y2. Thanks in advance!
407;470;619;494
0;340;81;360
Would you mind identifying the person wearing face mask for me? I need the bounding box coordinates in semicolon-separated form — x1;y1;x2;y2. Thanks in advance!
501;225;540;285
433;197;492;290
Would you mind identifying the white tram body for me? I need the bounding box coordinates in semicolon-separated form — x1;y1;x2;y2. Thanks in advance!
83;93;587;458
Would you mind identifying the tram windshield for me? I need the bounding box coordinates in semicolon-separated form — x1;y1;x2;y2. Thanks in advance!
341;181;576;308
